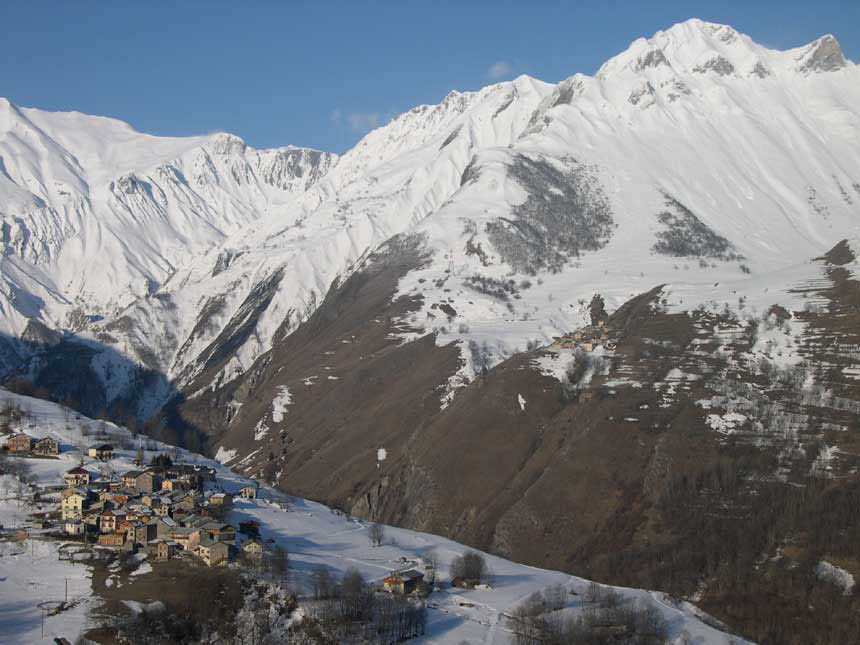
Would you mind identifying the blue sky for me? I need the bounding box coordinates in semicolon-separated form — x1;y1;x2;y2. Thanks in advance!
2;1;857;153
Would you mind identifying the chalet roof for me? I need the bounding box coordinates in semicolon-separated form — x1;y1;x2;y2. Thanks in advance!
158;517;178;528
398;569;424;580
122;470;144;479
10;432;31;439
35;436;57;443
66;467;89;475
89;443;113;450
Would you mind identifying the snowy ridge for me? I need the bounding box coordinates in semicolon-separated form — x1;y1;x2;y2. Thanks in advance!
1;19;859;415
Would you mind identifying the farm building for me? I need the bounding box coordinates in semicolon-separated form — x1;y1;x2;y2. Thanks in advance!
88;443;113;460
383;569;424;595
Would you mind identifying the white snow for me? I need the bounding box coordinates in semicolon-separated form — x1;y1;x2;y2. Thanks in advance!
215;446;238;464
254;419;270;442
517;393;526;411
706;412;748;434
816;561;856;594
271;385;291;423
377;448;387;462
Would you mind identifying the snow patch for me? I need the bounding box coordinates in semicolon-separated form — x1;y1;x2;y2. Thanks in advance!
215;446;238;464
272;385;291;423
816;561;856;594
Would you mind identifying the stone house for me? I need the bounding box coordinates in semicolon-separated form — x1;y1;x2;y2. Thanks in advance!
171;527;203;551
6;432;33;453
122;470;157;493
64;520;84;536
34;437;59;456
239;485;257;500
151;539;179;561
155;516;178;538
196;537;229;567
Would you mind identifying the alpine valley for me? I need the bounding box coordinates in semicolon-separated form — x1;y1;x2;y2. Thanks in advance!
2;19;860;643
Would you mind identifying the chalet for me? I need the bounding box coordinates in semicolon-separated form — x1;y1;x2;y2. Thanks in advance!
382;570;424;595
64;520;84;536
88;443;114;460
201;521;236;545
6;432;33;453
239;485;257;500
61;490;88;520
196;537;229;567
34;437;60;456
98;532;125;547
64;467;91;487
242;540;264;560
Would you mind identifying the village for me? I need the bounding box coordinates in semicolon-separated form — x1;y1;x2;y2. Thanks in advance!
2;429;269;569
2;427;436;592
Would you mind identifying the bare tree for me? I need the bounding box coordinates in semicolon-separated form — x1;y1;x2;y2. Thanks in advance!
450;550;487;585
369;522;385;547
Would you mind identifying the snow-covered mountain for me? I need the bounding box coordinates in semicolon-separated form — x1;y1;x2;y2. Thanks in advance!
0;98;337;335
2;19;858;418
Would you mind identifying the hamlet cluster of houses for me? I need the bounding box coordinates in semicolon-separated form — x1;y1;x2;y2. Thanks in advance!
5;431;61;456
549;319;615;352
3;430;265;568
4;430;115;460
57;461;263;567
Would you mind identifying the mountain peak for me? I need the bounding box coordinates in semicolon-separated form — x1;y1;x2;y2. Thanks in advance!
596;19;850;81
595;19;751;80
795;34;847;72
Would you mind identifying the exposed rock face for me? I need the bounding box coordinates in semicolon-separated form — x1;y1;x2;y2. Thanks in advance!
799;35;847;72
